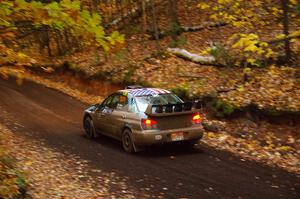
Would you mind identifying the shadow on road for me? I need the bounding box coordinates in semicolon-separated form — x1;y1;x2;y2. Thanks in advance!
89;134;204;157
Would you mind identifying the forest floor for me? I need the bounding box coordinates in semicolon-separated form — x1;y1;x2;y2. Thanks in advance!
3;0;299;174
0;123;138;199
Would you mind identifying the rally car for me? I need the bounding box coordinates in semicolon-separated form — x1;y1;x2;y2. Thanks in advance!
83;86;204;153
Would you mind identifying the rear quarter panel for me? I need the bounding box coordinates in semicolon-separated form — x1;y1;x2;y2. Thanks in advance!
121;112;143;135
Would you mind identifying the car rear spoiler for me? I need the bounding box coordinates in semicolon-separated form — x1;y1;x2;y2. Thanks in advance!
145;101;202;117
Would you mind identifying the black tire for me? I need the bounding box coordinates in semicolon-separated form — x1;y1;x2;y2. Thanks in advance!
122;129;135;153
84;117;95;139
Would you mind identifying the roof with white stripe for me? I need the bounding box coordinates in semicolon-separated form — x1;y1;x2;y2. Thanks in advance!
120;88;171;97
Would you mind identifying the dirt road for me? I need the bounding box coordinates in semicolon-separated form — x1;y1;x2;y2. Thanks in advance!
0;78;298;199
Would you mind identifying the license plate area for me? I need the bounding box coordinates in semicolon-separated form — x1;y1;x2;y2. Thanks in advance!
170;132;184;141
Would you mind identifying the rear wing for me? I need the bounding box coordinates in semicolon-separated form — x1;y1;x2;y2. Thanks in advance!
145;101;202;117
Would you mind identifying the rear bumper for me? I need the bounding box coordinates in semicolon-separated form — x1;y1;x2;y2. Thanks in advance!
131;125;204;147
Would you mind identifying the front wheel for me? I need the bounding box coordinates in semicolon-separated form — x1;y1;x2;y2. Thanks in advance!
122;129;135;153
84;117;96;139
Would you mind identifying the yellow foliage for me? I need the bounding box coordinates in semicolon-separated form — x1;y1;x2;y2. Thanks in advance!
197;2;210;9
275;33;286;39
279;146;293;151
231;33;276;65
290;30;300;37
246;58;256;65
209;14;218;20
290;0;298;5
207;132;217;138
232;34;259;49
265;49;274;58
232;21;246;27
217;0;232;4
244;44;259;52
200;47;212;55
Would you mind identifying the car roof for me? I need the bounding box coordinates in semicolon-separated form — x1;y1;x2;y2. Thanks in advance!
118;88;171;97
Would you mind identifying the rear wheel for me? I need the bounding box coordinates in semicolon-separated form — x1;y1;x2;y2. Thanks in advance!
122;129;135;153
84;117;95;139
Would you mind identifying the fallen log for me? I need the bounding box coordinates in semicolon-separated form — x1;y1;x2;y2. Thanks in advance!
148;21;227;39
167;47;218;65
181;21;227;32
105;1;150;29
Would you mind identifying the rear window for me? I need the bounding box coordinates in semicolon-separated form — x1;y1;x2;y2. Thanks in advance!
135;94;183;112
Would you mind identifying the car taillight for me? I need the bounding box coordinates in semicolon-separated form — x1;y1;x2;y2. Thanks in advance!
141;119;157;129
143;119;156;125
192;113;202;124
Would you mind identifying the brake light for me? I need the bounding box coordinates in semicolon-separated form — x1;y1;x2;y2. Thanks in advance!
192;113;202;123
141;119;157;129
142;119;156;125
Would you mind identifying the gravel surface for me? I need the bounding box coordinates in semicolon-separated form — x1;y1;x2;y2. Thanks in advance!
0;124;139;199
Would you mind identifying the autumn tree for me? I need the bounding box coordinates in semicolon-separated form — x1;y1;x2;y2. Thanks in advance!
198;0;300;66
0;0;124;71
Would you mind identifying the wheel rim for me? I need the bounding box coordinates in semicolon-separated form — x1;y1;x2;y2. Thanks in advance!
125;135;130;147
123;133;132;151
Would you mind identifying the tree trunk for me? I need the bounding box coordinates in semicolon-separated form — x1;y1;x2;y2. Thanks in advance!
150;0;161;51
168;0;180;42
281;0;292;62
142;0;147;38
39;26;51;57
106;0;150;29
55;30;63;56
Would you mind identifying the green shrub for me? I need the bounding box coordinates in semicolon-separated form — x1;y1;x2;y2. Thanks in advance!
209;43;235;66
213;100;236;117
171;84;189;100
167;22;182;39
169;35;187;48
123;67;136;84
0;148;27;199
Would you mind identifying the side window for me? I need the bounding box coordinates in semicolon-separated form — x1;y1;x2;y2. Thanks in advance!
102;94;119;109
102;95;114;107
109;95;120;109
128;97;138;113
116;95;129;111
102;94;137;112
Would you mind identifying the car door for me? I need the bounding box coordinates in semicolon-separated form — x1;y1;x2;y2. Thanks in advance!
117;96;141;139
98;94;121;138
94;94;114;135
105;94;128;139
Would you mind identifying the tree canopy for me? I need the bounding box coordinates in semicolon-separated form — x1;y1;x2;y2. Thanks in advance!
198;0;300;66
0;0;124;68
